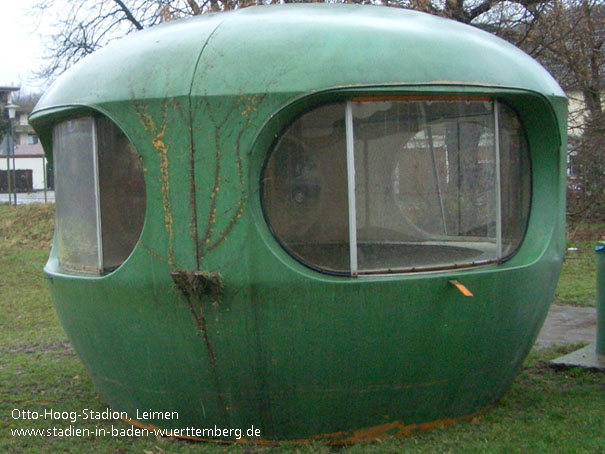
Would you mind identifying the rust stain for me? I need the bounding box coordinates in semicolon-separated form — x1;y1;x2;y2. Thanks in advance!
198;124;222;259
170;269;228;419
121;407;489;445
139;243;168;262
336;417;456;444
240;94;259;116
170;270;222;366
199;94;265;257
188;120;200;269
174;98;202;270
327;407;489;444
122;417;236;443
187;289;217;366
135;101;175;266
206;125;248;253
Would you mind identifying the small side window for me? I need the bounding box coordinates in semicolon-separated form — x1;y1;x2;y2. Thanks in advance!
53;118;102;273
52;115;146;274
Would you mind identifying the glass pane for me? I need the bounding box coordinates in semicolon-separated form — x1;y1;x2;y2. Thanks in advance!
262;104;349;273
97;117;146;271
53;118;102;273
499;103;531;257
352;100;497;272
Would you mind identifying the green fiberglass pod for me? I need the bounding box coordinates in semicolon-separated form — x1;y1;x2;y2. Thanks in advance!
30;4;567;442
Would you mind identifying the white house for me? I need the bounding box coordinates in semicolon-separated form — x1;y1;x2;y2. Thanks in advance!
0;141;50;192
1;87;51;194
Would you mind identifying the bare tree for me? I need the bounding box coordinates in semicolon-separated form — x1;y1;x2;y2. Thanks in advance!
31;0;603;219
523;1;602;120
34;0;558;81
32;0;215;80
518;0;603;219
11;91;43;113
570;115;605;220
0;91;42;146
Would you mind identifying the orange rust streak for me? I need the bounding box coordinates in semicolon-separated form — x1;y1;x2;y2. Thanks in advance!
121;417;257;444
337;417;458;444
122;417;161;432
121;407;489;446
135;105;175;266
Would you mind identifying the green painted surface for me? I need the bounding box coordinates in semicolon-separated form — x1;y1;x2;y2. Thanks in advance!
30;4;567;441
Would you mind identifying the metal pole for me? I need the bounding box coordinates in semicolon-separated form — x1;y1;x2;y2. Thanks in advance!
6;125;13;205
43;156;48;203
11;122;17;205
596;241;605;355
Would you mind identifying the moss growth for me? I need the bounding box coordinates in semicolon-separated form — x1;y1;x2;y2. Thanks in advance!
171;269;224;303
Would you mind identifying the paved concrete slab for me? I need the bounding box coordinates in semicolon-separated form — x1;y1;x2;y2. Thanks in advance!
550;344;605;371
534;304;597;349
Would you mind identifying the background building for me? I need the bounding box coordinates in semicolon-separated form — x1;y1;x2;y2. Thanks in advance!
0;87;52;195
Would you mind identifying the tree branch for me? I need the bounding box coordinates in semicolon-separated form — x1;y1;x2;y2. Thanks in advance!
186;0;202;15
468;0;496;21
111;0;144;29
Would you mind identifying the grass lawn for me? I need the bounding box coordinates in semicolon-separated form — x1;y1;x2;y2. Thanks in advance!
555;220;604;307
1;204;603;453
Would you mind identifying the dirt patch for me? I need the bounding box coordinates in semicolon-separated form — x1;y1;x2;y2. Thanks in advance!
0;340;73;356
0;204;55;249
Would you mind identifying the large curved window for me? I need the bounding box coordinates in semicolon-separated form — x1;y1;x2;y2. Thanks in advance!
262;98;530;275
52;115;146;274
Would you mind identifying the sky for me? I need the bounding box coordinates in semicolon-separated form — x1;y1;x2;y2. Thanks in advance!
0;0;53;93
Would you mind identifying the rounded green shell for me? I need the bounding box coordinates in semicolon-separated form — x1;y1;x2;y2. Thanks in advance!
31;4;567;442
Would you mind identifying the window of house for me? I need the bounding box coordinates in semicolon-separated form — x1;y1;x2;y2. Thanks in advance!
52;115;146;274
262;98;530;276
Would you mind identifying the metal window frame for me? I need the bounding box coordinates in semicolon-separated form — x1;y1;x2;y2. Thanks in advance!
494;100;503;260
345;102;358;276
91;118;104;272
345;98;506;277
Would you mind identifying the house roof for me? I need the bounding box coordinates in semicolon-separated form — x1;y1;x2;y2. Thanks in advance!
0;86;20;104
15;143;44;157
0;86;20;93
1;143;45;158
32;3;564;118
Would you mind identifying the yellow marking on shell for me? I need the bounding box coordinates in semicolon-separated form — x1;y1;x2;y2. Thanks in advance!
136;106;175;266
